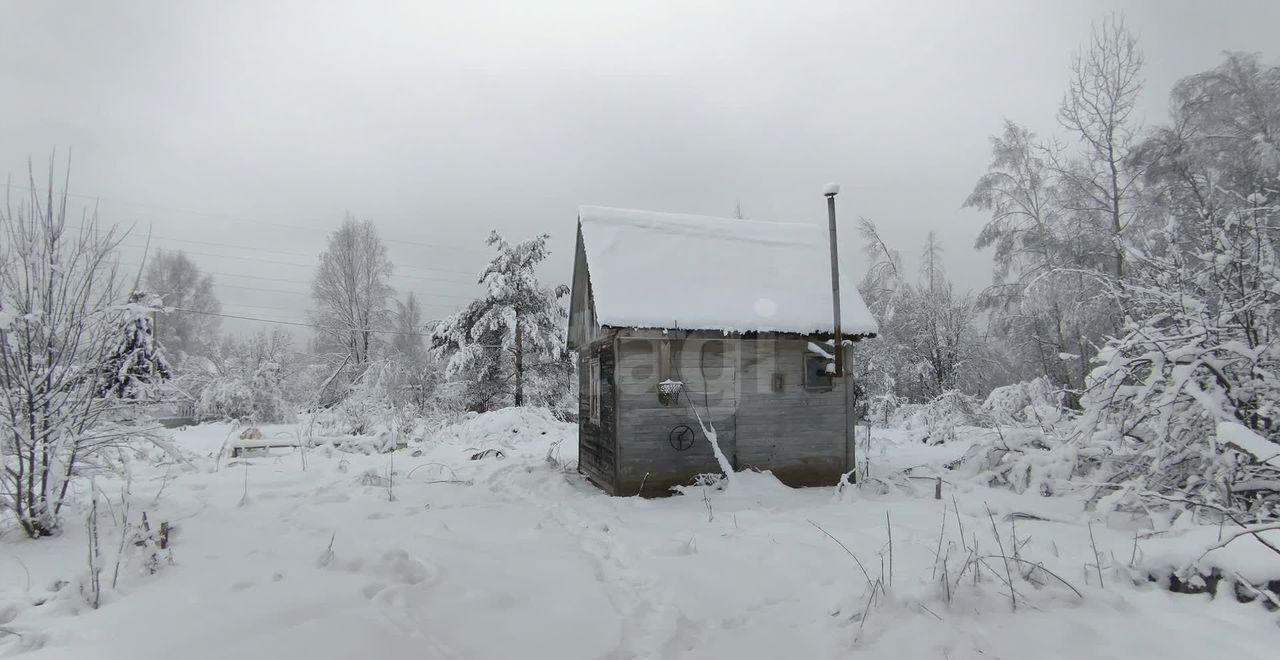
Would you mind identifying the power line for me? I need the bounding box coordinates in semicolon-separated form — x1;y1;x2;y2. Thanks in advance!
117;258;479;316
172;307;467;338
117;259;482;295
218;301;464;318
117;260;313;287
210;280;475;303
117;259;478;303
113;229;486;278
4;182;496;256
113;241;483;287
112;237;482;282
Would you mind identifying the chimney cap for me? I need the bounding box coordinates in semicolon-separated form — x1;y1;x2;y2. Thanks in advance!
823;182;840;196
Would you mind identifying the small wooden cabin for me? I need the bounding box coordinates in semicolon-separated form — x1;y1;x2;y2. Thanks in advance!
567;206;879;496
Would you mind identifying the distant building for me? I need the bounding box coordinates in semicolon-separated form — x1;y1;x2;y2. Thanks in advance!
567;206;878;496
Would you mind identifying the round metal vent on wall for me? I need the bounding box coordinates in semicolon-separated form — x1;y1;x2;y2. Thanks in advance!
669;424;696;451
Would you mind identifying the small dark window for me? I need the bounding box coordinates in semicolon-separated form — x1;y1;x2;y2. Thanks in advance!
803;354;834;391
588;357;601;423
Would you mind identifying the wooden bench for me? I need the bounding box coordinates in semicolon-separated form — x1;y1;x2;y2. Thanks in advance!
229;432;301;457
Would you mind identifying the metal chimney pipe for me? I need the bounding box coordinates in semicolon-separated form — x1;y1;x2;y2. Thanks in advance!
824;184;844;377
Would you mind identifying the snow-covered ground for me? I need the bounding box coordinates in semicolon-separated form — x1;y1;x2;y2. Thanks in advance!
2;411;1276;659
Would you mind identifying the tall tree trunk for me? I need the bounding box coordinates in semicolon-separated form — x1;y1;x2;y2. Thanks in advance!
1109;142;1125;280
514;308;524;406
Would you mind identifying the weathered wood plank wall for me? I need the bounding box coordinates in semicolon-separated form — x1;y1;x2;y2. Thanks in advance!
614;337;738;495
577;338;617;493
736;338;848;486
605;333;849;495
566;227;602;350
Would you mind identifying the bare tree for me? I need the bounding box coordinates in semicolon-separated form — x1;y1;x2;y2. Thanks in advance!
919;230;944;294
388;293;439;410
964;14;1145;402
0;158;136;537
1056;13;1145;280
852;220;988;402
309;214;393;394
144;249;221;363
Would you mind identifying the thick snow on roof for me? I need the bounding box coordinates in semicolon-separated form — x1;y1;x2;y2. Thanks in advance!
578;205;879;336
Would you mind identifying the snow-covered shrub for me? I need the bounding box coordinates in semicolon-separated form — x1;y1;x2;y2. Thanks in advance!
1071;52;1280;521
0;163;156;538
949;427;1082;495
321;382;385;436
953;54;1280;525
865;392;902;426
431;406;570;449
198;378;257;423
1078;299;1280;520
310;360;407;438
982;377;1065;426
890;390;982;444
196;330;296;424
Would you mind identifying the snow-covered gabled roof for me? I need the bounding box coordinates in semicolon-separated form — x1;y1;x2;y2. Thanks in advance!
576;205;879;336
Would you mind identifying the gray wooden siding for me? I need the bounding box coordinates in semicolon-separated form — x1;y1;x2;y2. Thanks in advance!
614;337;738;495
608;333;852;495
566;225;601;351
577;338;617;493
735;339;849;486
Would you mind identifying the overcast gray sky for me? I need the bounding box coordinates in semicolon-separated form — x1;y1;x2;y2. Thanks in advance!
3;0;1277;336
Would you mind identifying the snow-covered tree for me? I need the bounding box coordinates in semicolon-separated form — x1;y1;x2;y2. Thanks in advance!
309;214;393;400
852;221;992;406
386;292;442;411
143;249;221;363
1055;13;1146;281
1077;52;1280;520
390;292;426;362
852;217;909;414
431;231;571;414
197;329;297;423
0;160;143;537
99;290;173;400
963;121;1098;393
963;17;1146;403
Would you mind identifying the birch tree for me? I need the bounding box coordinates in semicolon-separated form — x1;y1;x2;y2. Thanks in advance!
965;15;1143;402
1056;13;1145;281
309;214;393;395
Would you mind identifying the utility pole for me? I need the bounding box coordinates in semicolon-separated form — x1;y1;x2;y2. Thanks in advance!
824;183;844;377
